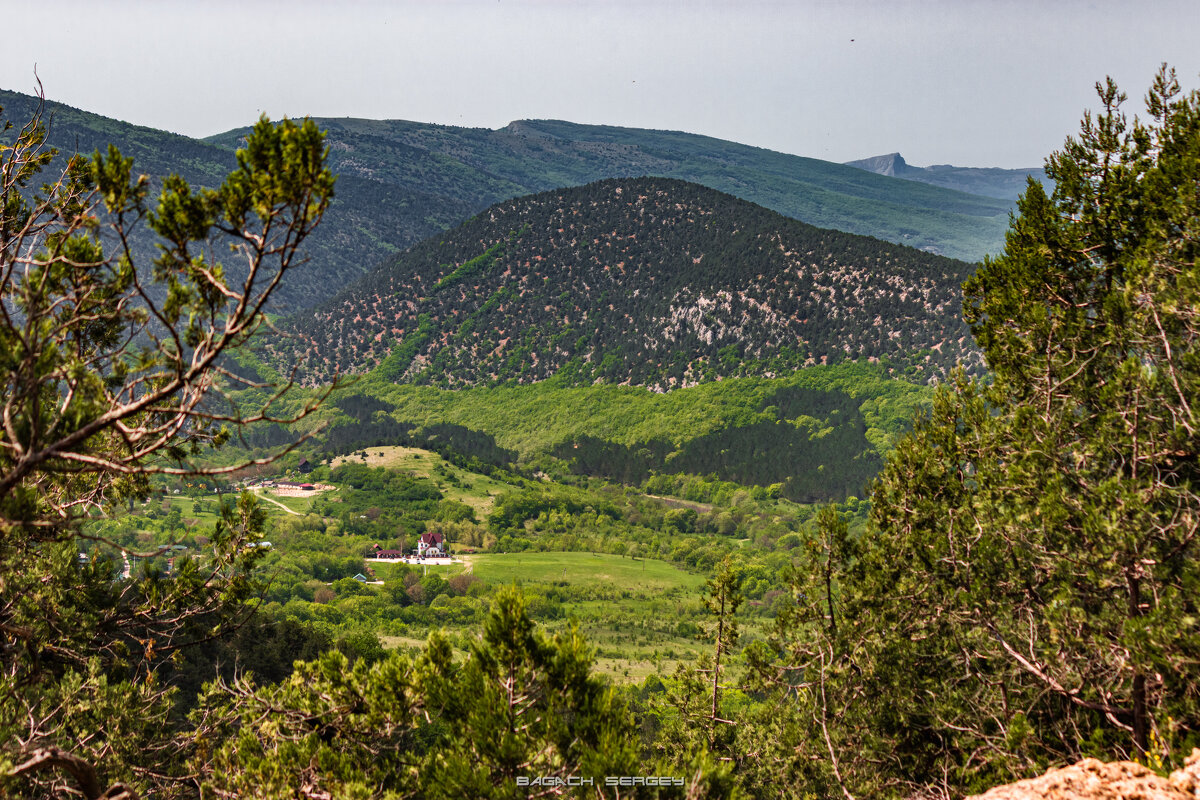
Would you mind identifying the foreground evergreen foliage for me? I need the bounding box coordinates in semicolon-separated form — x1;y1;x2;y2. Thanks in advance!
744;67;1200;797
201;589;651;800
0;92;335;798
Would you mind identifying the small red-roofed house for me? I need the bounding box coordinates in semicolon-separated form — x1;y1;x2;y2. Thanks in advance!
371;544;404;559
417;531;445;557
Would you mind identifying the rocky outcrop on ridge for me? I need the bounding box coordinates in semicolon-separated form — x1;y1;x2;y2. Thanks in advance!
844;152;916;177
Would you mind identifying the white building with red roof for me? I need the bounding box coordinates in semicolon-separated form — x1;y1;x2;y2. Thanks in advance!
417;531;445;557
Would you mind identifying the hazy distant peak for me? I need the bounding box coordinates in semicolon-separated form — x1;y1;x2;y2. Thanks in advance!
844;151;1049;202
843;153;917;177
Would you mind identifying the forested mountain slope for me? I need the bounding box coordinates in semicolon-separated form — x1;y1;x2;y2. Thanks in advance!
0;89;473;310
308;362;932;503
211;116;1015;262
267;177;982;389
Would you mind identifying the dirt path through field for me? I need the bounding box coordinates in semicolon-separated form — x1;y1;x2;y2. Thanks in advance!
252;489;302;516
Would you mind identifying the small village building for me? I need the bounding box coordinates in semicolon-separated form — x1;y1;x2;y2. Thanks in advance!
297;458;314;474
371;544;405;559
417;531;445;557
275;480;316;490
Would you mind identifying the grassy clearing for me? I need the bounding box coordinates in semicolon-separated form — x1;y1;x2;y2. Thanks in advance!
594;657;683;683
439;472;514;518
363;552;767;686
160;495;223;526
257;491;321;514
379;634;451;652
157;491;319;527
331;446;431;470
332;445;515;516
367;554;722;684
457;552;720;683
368;559;468;583
381;627;701;686
464;552;707;594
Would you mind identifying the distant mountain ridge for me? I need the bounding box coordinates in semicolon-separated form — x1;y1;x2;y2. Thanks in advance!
263;177;982;390
210;116;1015;263
3;87;1017;314
0;88;473;311
844;152;1049;201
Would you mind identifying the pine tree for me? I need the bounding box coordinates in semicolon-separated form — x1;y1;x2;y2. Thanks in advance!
0;88;334;798
199;588;641;800
858;65;1200;791
744;66;1200;799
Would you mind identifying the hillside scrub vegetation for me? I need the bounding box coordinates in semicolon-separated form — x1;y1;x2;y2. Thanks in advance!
0;85;1019;319
270;178;982;388
305;362;933;504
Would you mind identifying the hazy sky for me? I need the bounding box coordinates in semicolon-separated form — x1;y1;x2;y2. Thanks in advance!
4;0;1197;169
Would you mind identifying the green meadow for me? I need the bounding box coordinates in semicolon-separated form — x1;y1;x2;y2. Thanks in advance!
463;552;740;681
